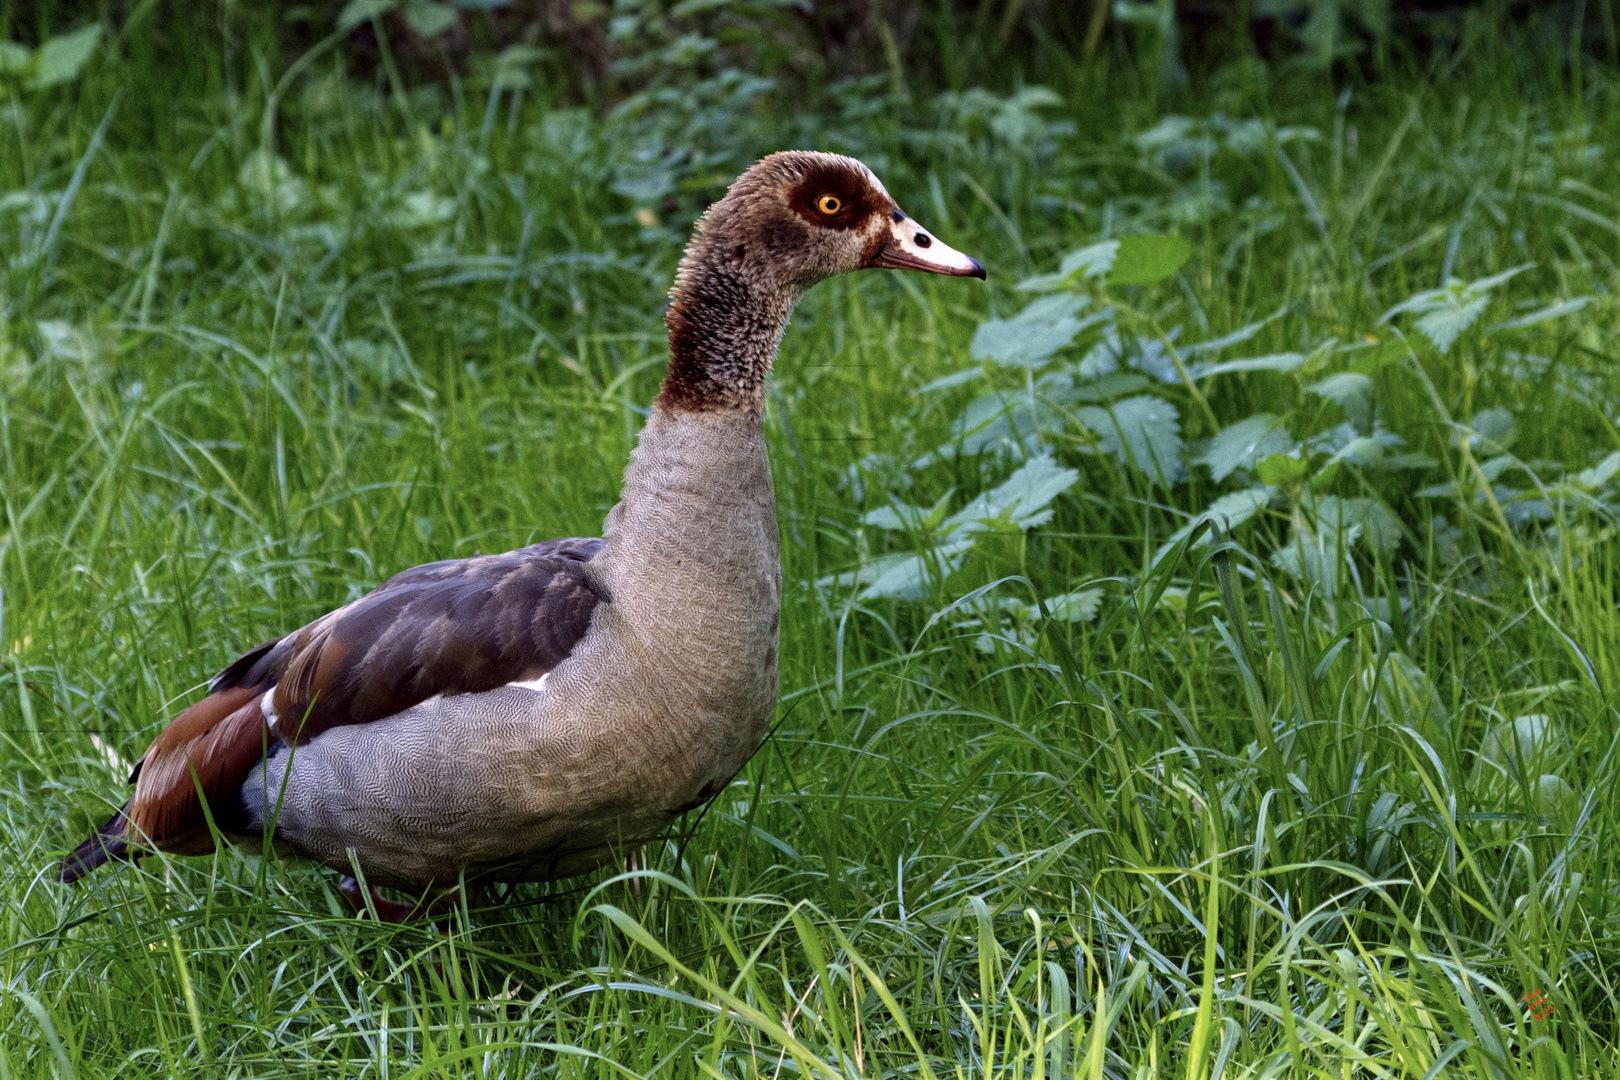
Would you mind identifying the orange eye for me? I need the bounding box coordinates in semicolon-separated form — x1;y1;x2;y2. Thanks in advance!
817;195;842;214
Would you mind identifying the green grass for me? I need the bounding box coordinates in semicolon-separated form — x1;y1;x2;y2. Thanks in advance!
3;12;1620;1079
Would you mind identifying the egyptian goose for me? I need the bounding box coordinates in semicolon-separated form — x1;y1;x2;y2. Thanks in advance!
56;151;984;918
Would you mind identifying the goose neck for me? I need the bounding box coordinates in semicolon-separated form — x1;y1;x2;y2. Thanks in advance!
656;248;800;414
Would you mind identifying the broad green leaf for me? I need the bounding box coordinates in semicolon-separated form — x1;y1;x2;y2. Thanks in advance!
1308;372;1373;431
945;455;1080;533
31;24;101;88
1197;413;1292;482
1078;395;1184;485
1108;233;1191;286
404;0;458;36
1490;296;1592;332
1256;453;1308;488
970;294;1088;368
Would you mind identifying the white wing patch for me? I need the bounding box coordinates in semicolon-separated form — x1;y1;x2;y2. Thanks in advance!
508;673;551;694
259;688;280;735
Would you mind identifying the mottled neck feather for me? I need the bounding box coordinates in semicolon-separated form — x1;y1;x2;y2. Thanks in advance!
656;234;801;414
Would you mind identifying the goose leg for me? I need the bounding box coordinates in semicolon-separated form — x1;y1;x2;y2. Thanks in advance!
338;874;428;922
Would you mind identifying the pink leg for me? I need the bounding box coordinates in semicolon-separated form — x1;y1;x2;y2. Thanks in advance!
338;874;430;923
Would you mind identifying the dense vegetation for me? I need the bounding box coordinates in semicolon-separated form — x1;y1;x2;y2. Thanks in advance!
2;3;1618;1077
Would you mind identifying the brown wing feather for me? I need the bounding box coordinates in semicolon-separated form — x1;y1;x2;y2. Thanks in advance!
57;538;607;882
266;539;606;741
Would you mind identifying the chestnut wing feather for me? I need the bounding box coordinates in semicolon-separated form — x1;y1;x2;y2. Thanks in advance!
58;538;606;881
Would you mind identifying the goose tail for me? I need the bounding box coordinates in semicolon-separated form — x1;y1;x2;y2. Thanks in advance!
56;809;133;884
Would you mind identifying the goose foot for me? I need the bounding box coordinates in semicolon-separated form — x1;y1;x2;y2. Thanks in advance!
338;874;443;922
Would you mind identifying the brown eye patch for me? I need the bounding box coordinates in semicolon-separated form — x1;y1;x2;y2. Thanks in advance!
786;161;876;230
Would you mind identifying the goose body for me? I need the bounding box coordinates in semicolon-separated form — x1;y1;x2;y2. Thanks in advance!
57;151;984;907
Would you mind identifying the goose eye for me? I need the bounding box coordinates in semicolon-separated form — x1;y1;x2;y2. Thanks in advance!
816;195;842;215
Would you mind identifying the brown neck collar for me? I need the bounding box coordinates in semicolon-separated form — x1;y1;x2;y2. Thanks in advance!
655;238;801;415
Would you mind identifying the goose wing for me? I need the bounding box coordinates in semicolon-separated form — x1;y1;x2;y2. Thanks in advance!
58;537;607;881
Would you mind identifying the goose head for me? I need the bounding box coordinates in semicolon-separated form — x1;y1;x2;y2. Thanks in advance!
691;150;986;291
660;151;984;412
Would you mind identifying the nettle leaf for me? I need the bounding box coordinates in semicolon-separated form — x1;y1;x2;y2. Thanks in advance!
970;294;1088;368
1347;338;1406;375
1014;242;1124;293
1154;485;1275;563
939;389;1066;461
1184;305;1287;354
1479;714;1559;779
1272;524;1354;589
862;489;952;532
1323;435;1386;467
915;367;984;394
1314;495;1403;553
1468;407;1517;451
857;540;975;600
1308;372;1374;431
403;1;458;37
1189;352;1306;379
1060;240;1121;279
1413;297;1488;354
1108;234;1192;286
823;458;1078;601
1198;413;1293;481
31;23;101;88
339;0;399;31
1574;450;1620;490
1078;395;1185;484
1490;296;1592;332
1380;264;1532;354
823;539;978;602
0;41;33;77
946;455;1081;533
1042;588;1104;622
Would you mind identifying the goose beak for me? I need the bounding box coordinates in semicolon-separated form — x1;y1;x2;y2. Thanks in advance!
869;212;986;278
